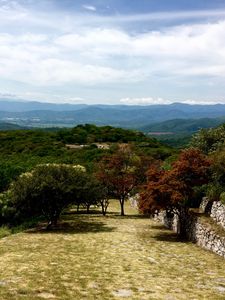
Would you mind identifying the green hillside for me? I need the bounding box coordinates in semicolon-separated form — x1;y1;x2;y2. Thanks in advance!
191;123;225;154
0;122;25;130
140;117;225;148
141;117;225;133
0;124;174;192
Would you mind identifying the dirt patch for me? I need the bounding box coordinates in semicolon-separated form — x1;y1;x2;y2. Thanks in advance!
38;292;56;299
112;289;133;297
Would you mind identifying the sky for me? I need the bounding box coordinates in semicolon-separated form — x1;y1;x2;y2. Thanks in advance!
0;0;225;105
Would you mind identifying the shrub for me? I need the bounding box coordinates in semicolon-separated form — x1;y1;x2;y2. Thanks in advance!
0;226;11;238
10;164;88;228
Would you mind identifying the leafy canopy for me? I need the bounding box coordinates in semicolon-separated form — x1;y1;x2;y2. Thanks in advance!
10;164;87;227
139;148;211;215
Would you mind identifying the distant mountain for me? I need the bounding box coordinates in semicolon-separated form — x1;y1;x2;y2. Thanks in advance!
0;122;25;130
140;117;225;133
0;99;87;112
1;100;225;128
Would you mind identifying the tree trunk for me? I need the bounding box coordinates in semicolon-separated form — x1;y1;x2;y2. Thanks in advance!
86;204;90;213
120;198;125;216
46;220;52;230
46;213;58;230
100;199;109;216
178;207;188;239
53;216;58;227
101;205;106;216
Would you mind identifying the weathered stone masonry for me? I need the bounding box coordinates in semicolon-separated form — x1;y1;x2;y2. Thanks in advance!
210;201;225;230
155;201;225;258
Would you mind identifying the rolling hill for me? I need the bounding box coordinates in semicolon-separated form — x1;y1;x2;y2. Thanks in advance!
140;117;225;133
1;100;225;128
0;122;25;130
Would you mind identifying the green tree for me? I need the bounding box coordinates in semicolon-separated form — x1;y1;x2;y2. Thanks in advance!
206;149;225;203
10;164;87;228
79;176;107;214
0;163;24;192
190;124;225;154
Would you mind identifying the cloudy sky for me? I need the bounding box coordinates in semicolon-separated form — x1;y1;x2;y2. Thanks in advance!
0;0;225;105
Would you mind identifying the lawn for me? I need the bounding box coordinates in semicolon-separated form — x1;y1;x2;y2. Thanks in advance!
0;201;224;299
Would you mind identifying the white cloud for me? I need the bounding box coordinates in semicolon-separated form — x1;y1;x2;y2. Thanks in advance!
1;20;225;86
55;29;130;53
58;22;217;57
54;21;225;79
0;0;28;21
82;5;96;12
0;44;143;85
120;97;220;105
120;97;170;105
0;90;86;104
181;99;217;105
0;2;225;103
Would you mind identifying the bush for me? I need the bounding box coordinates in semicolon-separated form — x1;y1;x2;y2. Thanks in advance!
220;192;225;205
0;226;11;238
0;191;15;225
207;184;225;202
10;163;88;228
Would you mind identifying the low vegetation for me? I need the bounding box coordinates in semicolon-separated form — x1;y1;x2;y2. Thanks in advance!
0;124;173;192
191;123;225;203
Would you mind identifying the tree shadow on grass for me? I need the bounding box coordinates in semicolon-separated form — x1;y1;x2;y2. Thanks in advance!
63;210;149;221
105;214;150;220
153;231;186;243
150;224;168;230
26;219;115;235
64;209;102;215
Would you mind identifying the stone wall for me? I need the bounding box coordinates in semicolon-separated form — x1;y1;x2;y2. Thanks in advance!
210;201;225;229
155;210;225;258
190;221;225;257
199;197;212;213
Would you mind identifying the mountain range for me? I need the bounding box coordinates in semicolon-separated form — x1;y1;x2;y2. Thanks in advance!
1;99;225;129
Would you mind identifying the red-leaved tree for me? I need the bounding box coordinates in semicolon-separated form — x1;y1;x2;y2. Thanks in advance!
139;148;211;237
96;147;153;216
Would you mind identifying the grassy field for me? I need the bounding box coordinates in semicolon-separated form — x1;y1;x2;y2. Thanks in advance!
0;201;224;300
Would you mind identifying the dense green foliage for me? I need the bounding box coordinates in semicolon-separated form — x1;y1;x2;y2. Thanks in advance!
206;151;225;203
56;124;159;144
152;133;192;148
0;121;223;240
190;123;225;205
0;124;173;192
0;124;174;227
9;164;89;227
191;124;225;154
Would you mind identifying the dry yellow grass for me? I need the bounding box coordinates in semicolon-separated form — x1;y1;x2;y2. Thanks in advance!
0;201;224;299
